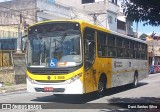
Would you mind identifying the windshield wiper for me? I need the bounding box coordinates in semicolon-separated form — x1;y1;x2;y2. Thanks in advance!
57;32;67;49
54;32;67;51
52;32;67;59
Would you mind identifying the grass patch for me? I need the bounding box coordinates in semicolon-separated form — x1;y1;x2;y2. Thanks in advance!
4;82;13;86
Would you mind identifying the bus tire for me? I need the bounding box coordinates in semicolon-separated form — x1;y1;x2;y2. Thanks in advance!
97;75;106;97
132;72;138;88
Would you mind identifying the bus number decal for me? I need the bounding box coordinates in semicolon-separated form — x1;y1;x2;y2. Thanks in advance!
54;76;65;80
57;76;65;79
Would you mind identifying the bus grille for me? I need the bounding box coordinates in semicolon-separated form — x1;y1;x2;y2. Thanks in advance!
35;80;65;83
28;68;70;75
27;65;82;75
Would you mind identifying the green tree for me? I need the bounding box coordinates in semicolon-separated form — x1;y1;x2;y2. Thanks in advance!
123;0;160;26
139;33;148;40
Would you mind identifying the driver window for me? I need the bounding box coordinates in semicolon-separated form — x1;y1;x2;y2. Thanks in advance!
84;28;95;70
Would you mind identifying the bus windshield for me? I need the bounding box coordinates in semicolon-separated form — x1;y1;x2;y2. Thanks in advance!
27;22;82;68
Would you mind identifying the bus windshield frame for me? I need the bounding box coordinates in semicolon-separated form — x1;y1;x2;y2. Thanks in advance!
27;22;82;69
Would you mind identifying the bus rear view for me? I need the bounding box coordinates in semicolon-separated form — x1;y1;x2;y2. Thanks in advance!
26;21;84;95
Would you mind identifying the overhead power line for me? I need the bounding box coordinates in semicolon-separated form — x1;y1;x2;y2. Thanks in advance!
89;12;106;25
0;5;46;22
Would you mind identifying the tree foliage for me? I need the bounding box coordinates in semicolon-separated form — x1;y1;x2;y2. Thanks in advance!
123;0;160;26
139;33;148;40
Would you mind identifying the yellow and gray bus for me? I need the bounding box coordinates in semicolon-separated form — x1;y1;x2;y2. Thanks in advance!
26;20;148;96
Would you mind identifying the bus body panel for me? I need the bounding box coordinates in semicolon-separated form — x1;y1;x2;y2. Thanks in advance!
111;59;148;87
83;57;112;93
26;66;85;94
27;78;84;94
96;58;112;89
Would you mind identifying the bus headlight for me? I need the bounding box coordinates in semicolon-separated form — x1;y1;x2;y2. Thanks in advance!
66;73;82;84
27;77;35;84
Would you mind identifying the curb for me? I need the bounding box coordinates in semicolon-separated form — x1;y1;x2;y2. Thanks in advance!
0;87;26;94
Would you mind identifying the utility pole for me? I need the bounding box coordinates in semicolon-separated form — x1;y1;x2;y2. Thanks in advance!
152;32;156;66
152;43;155;66
17;13;22;53
136;21;138;38
88;0;108;28
89;12;106;25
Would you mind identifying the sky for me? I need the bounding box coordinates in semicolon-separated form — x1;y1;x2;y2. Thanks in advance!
133;22;160;36
117;0;160;36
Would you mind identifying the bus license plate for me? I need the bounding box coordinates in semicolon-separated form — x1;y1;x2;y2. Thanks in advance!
44;87;54;92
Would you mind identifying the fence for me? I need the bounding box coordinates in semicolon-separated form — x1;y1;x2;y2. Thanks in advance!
149;65;160;74
0;68;14;84
0;29;27;84
0;50;15;67
0;50;27;84
0;50;16;84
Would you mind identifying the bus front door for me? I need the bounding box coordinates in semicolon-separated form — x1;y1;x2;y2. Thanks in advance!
84;40;97;93
83;28;97;93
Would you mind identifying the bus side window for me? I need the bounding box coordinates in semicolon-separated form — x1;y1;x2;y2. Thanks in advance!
130;41;135;58
108;47;116;57
116;37;123;58
97;31;107;57
107;34;116;57
117;48;123;58
123;39;130;58
124;49;130;58
108;34;116;46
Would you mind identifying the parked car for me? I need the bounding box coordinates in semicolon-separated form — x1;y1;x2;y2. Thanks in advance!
149;65;160;74
149;65;155;74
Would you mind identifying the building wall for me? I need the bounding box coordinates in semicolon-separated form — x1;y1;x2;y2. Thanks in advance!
0;0;36;26
117;0;134;36
146;36;160;65
56;0;82;8
56;0;119;31
0;0;37;51
80;1;107;28
36;0;93;24
0;0;75;32
0;0;131;34
147;40;160;56
0;0;133;35
37;0;73;21
107;11;117;31
108;1;119;12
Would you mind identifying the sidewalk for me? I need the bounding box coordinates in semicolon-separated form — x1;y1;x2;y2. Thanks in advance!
0;84;26;94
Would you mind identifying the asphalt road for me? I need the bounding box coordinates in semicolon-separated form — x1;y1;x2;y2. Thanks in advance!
0;73;160;112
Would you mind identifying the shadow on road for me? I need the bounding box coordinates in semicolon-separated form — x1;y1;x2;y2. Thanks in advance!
106;82;148;96
31;82;148;104
108;97;160;103
99;97;160;112
30;82;160;111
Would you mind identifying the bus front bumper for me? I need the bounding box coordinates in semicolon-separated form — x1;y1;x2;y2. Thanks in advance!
26;77;84;94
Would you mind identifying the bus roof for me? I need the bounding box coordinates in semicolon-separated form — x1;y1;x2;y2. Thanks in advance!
111;31;147;44
29;20;147;44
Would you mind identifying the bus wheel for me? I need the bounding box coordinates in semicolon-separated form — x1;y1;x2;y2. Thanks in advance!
132;73;138;88
97;78;106;97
